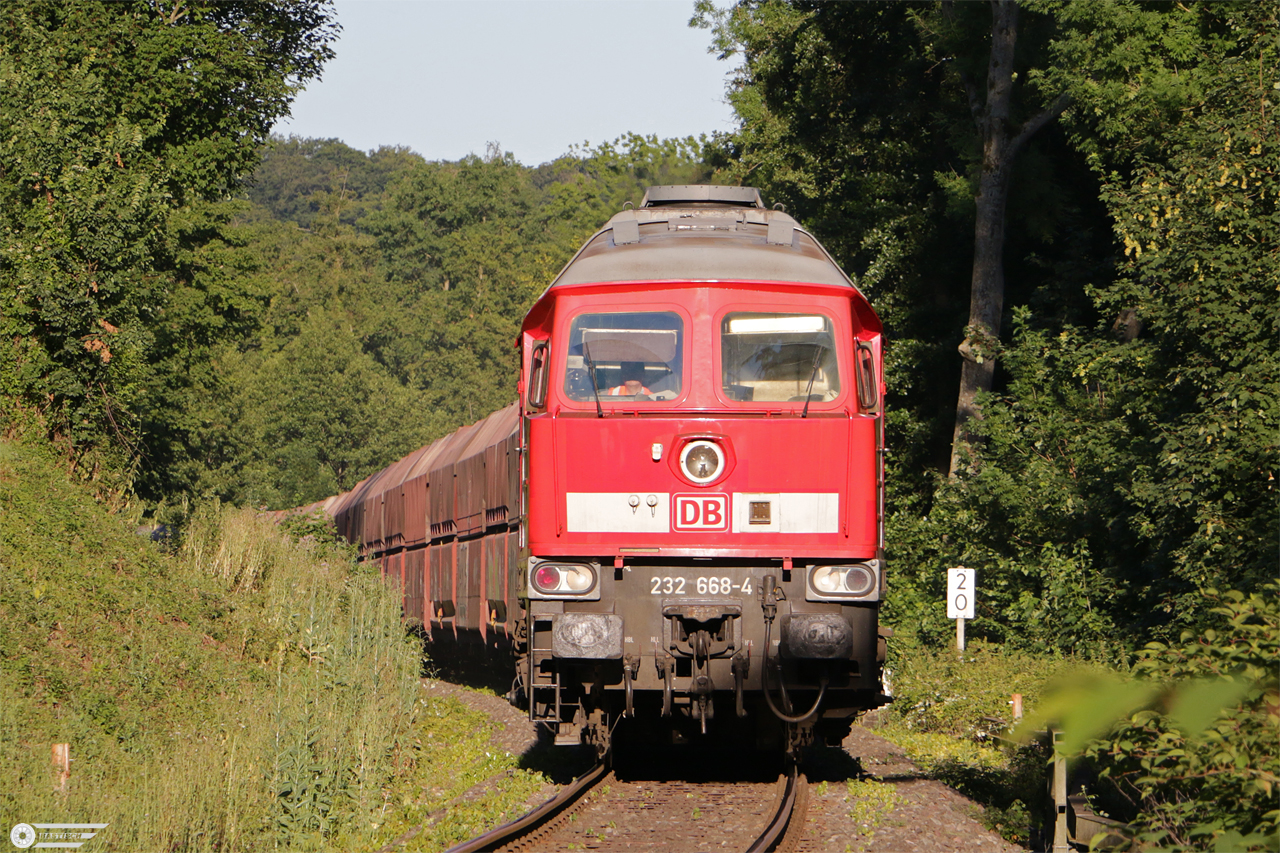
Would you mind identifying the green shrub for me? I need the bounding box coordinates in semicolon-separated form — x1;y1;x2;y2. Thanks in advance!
1069;588;1279;851
874;639;1114;846
882;638;1104;737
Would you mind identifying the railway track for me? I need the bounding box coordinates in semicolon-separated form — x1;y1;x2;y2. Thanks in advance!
446;758;808;853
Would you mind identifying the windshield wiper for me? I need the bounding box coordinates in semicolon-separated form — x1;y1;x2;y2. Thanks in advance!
582;341;604;418
801;343;824;418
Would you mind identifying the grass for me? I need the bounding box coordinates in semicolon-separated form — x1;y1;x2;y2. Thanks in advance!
0;438;550;851
882;637;1107;737
869;637;1113;848
360;691;550;852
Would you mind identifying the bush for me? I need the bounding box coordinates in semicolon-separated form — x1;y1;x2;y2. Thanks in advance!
1073;588;1279;851
882;638;1101;738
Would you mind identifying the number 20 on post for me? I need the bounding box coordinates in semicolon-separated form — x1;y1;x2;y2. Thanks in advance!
946;568;975;619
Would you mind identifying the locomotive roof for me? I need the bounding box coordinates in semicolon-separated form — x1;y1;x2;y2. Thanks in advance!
546;185;859;291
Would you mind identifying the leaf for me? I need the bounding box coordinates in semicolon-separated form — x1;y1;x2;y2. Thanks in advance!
1015;674;1162;756
1167;677;1255;741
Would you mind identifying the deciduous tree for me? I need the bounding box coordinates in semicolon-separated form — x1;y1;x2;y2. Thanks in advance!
0;0;336;493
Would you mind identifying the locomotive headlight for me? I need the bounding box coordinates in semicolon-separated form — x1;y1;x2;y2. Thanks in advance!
811;565;846;594
533;564;562;593
561;566;594;591
841;565;876;595
680;441;723;484
529;559;599;598
806;561;880;601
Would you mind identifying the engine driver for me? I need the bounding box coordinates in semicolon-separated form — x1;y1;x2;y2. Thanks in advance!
606;361;652;396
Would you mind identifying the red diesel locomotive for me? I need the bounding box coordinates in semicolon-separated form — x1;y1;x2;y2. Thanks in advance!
318;185;888;753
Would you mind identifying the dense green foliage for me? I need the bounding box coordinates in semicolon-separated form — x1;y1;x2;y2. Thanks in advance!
1015;587;1279;851
0;0;337;495
1080;589;1279;851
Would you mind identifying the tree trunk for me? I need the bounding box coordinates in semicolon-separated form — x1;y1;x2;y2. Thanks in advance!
951;164;1011;475
948;0;1070;476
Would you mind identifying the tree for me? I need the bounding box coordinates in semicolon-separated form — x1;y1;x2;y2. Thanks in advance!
892;0;1277;648
247;135;420;229
940;0;1071;475
1026;0;1278;607
0;1;336;492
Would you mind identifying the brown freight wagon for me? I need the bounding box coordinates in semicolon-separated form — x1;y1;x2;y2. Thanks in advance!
311;404;520;651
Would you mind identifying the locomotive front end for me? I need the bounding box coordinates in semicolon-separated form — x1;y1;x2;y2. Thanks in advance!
516;187;888;753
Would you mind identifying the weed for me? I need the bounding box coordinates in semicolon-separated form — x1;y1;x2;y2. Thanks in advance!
845;778;903;848
860;638;1094;847
881;638;1107;738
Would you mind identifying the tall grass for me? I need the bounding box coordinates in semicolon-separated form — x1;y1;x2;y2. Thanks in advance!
0;443;423;852
181;505;423;848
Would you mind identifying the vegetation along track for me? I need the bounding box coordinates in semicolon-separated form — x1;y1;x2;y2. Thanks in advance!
446;758;808;852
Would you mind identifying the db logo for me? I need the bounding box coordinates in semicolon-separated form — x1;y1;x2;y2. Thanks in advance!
673;494;729;531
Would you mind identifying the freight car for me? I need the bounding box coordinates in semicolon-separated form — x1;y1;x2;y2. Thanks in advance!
316;186;889;755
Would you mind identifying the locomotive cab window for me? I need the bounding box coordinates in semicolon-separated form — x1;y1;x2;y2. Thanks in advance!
721;312;841;403
564;311;683;402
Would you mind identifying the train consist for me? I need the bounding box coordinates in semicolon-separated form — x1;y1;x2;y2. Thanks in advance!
309;186;889;753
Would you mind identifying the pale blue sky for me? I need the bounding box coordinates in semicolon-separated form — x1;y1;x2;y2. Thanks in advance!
275;0;739;165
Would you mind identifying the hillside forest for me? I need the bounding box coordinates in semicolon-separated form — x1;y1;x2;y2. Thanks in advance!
0;1;1275;848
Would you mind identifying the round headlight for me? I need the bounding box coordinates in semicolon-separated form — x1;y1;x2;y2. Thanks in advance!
843;565;875;595
561;565;593;591
681;441;723;484
811;566;845;594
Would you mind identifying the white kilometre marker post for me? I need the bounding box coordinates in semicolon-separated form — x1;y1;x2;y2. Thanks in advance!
947;567;975;652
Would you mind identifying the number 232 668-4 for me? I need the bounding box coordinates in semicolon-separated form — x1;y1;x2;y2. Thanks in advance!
649;576;753;596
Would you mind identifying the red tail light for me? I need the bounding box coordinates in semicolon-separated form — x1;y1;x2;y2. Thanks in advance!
533;565;562;593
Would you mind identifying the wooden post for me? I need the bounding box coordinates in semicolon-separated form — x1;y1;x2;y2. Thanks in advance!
956;616;966;652
52;742;69;793
1012;693;1023;720
1051;729;1071;851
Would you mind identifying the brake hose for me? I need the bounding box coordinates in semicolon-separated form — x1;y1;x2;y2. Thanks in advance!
760;574;828;724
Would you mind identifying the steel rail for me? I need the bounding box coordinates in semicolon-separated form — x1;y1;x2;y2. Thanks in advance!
745;766;807;853
442;759;610;853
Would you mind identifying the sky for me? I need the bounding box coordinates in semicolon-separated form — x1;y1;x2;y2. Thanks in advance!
274;0;741;166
